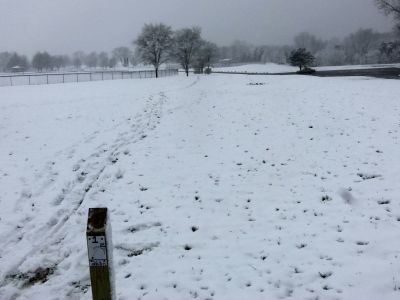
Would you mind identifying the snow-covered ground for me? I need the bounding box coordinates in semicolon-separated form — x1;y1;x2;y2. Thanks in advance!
214;62;400;73
213;63;297;73
1;72;400;300
316;63;400;71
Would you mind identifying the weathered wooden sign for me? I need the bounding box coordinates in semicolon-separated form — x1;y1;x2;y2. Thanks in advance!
86;207;114;300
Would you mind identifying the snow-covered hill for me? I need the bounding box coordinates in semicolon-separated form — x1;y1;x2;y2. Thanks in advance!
1;73;400;300
213;63;298;73
214;62;400;73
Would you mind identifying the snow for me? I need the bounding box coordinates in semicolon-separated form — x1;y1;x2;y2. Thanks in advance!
1;73;400;300
213;63;297;73
214;62;400;73
316;63;400;71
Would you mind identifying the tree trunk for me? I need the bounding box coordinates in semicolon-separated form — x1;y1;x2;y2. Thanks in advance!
185;66;189;76
155;67;158;78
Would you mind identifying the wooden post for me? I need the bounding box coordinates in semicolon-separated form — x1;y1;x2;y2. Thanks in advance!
87;208;114;300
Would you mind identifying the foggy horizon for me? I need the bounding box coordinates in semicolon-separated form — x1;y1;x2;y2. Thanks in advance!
0;0;396;56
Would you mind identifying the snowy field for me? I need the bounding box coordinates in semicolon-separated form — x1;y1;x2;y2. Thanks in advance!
1;71;400;300
214;62;400;73
213;63;297;73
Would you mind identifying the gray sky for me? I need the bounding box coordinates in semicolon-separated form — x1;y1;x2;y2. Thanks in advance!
0;0;395;56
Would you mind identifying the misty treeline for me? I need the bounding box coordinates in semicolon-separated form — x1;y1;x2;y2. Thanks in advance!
217;1;400;67
0;46;135;73
134;24;400;71
225;27;400;67
2;0;400;75
0;25;217;76
1;27;399;74
2;27;399;75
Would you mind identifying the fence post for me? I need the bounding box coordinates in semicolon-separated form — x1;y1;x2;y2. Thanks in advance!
9;76;12;86
47;74;49;84
87;207;114;300
77;74;79;82
29;75;31;85
90;73;92;81
62;74;65;83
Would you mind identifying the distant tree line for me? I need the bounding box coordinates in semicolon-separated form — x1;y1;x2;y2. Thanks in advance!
0;27;218;77
216;27;400;68
0;52;29;72
1;1;399;74
0;46;135;73
215;2;400;67
1;26;398;74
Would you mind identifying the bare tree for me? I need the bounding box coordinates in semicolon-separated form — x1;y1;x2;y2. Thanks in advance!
6;52;29;71
0;52;12;72
379;40;400;62
252;46;265;62
375;0;400;20
98;52;109;69
135;23;173;78
72;51;85;70
50;55;69;71
343;29;379;64
32;52;51;72
229;40;253;62
108;56;117;69
260;45;291;64
193;40;219;73
112;46;132;67
315;39;346;66
294;32;325;55
84;52;98;68
172;27;203;76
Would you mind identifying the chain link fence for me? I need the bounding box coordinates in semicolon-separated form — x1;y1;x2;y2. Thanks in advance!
0;69;178;87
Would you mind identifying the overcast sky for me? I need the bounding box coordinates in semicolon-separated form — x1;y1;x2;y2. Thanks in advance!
0;0;395;56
